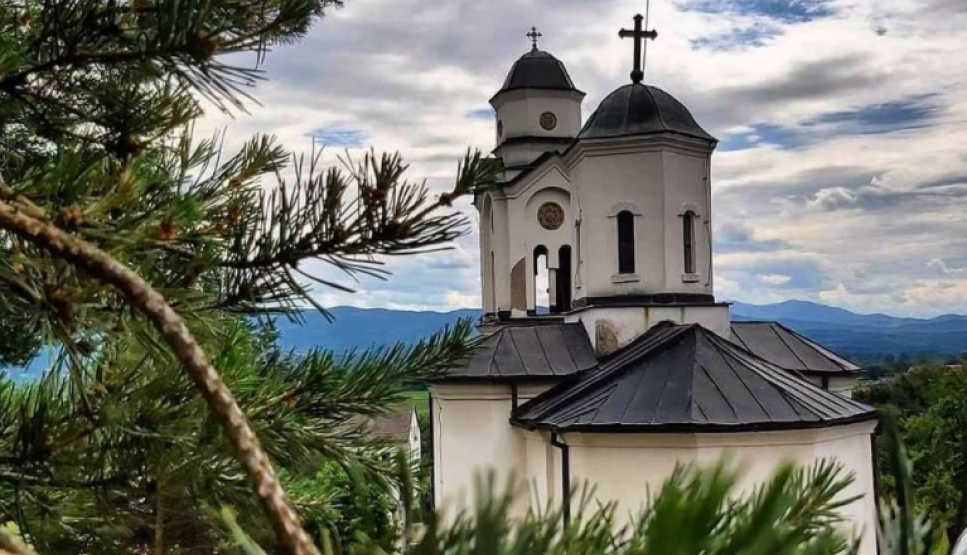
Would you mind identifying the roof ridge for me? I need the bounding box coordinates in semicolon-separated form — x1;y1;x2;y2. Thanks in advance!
700;329;774;420
488;327;507;376
694;359;738;422
773;321;859;372
770;323;810;369
514;324;691;424
641;84;670;132
708;332;871;416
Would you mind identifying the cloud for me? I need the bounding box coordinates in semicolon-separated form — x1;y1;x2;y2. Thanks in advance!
807;94;942;133
715;222;790;253
307;127;368;148
691;24;783;50
680;0;837;23
927;258;967;276
467;108;494;120
194;0;967;317
718;123;806;151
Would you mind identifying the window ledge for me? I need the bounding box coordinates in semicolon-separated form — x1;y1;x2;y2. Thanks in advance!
611;273;640;284
682;273;701;283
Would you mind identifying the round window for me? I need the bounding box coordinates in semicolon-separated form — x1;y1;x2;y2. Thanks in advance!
537;202;565;230
539;112;558;131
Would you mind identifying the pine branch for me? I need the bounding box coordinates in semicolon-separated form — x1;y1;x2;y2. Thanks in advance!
0;195;319;555
0;528;38;555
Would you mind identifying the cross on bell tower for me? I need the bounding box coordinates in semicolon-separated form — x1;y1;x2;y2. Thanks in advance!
526;26;542;50
618;13;658;84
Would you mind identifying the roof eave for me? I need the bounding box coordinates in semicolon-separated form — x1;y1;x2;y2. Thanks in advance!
511;411;878;434
431;374;580;384
489;86;587;106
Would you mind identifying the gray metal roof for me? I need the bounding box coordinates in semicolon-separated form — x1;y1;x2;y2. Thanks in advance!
512;323;875;432
579;84;716;142
493;50;583;97
730;322;860;375
440;323;597;381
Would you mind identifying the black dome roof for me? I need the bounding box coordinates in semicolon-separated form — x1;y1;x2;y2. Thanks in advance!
495;49;583;95
579;83;715;142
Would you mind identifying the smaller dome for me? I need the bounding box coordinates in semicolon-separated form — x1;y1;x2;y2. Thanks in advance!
579;83;716;142
495;50;583;95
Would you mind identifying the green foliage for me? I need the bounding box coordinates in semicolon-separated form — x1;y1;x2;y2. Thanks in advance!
286;461;399;550
0;317;472;554
877;414;945;555
0;0;499;551
855;366;967;545
225;460;863;555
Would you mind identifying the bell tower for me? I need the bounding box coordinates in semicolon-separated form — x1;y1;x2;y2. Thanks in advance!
479;29;585;320
489;28;585;180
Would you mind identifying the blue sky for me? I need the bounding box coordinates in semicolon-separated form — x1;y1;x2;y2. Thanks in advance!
197;0;967;317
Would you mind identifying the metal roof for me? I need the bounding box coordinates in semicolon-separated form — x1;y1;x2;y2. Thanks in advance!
730;322;860;375
439;323;597;381
493;50;584;98
512;323;875;432
579;83;716;142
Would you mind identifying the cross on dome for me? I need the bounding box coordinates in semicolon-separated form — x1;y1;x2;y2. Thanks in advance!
618;13;658;84
526;26;543;50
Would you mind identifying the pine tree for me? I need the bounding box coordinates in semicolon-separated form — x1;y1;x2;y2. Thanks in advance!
0;1;497;554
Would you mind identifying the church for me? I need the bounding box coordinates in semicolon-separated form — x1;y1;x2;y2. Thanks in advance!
429;17;877;555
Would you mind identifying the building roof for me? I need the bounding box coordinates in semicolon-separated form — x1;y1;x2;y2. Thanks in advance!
347;404;415;444
512;323;875;433
730;322;861;376
439;323;597;382
493;50;584;98
579;83;716;143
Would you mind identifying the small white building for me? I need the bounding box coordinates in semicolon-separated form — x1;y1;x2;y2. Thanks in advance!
353;404;421;465
430;17;877;555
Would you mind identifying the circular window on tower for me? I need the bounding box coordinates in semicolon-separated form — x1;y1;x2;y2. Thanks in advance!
537;202;565;230
497;120;504;137
539;111;558;131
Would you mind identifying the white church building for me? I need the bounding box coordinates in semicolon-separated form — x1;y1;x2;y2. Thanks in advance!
430;18;877;555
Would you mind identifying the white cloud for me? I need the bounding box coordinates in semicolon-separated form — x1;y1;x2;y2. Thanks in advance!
198;0;967;317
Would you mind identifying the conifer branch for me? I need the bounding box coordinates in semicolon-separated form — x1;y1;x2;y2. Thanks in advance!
0;527;38;555
0;197;319;555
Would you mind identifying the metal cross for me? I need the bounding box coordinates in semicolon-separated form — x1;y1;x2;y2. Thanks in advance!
618;13;658;83
526;26;543;50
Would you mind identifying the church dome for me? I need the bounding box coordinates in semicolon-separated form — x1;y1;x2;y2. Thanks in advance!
495;49;583;95
579;83;716;142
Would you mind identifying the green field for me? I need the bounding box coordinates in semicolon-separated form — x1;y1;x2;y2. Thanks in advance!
403;389;429;420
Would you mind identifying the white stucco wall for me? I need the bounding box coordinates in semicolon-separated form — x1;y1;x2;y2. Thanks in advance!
565;303;732;354
481;135;717;322
568;137;714;300
803;375;859;399
430;382;556;519
408;409;421;466
435;383;877;555
829;376;859;398
492;88;583;169
481;161;580;315
543;422;877;555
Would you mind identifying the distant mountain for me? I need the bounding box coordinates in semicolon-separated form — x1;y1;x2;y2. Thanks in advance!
7;302;967;380
271;307;481;353
730;300;967;358
273;302;967;361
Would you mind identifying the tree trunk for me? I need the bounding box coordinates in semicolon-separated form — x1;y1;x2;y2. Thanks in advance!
154;477;165;555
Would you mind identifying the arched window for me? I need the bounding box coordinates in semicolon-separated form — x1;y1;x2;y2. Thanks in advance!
533;245;549;314
616;211;636;274
490;251;497;313
555;245;572;312
683;211;696;275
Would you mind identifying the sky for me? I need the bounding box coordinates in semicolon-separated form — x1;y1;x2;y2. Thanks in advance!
196;0;967;317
